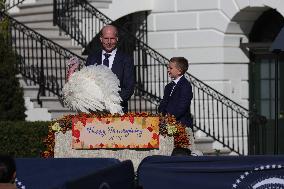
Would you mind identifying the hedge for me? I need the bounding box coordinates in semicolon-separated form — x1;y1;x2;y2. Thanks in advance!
0;121;50;157
0;10;26;121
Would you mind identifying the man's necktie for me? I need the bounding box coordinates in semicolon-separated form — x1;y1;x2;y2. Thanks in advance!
103;53;111;67
170;81;176;96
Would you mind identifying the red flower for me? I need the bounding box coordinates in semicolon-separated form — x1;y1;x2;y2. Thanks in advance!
147;127;153;132
73;129;80;138
152;133;159;140
129;115;134;124
121;116;126;121
80;116;87;126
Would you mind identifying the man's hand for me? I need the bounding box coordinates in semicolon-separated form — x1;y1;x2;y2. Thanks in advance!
67;62;79;81
66;57;80;81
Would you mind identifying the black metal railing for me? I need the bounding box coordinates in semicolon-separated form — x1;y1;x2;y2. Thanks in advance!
53;0;147;51
187;75;267;155
54;0;99;48
4;0;25;10
52;0;268;155
0;11;86;106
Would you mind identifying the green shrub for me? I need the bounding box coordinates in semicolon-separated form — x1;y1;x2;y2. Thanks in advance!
0;0;4;10
0;9;26;121
0;121;50;157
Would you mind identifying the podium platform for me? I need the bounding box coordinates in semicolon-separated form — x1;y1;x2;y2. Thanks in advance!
15;158;134;189
137;155;284;189
54;130;174;170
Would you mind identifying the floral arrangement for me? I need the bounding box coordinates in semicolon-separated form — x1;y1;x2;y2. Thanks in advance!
62;57;122;114
41;112;190;158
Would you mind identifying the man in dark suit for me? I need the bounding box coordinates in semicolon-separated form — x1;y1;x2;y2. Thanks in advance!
85;25;135;113
158;57;193;129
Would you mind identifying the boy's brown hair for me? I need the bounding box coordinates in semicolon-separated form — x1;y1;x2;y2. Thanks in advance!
170;57;188;75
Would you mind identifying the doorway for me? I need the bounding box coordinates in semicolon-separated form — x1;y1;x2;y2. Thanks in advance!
248;9;284;154
250;52;284;153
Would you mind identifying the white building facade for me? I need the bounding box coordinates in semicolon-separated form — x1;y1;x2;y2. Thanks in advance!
101;0;284;109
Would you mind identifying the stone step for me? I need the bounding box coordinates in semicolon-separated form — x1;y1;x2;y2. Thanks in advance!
22;85;39;98
13;3;53;15
35;0;54;2
30;25;59;30
18;70;67;87
194;137;214;152
89;1;112;9
31;96;64;109
20;56;84;69
14;47;72;57
13;36;84;55
199;148;232;156
30;27;61;36
14;37;73;50
22;0;53;6
19;65;67;72
24;102;52;121
88;0;113;2
25;21;54;28
48;107;77;120
15;48;84;59
12;12;53;23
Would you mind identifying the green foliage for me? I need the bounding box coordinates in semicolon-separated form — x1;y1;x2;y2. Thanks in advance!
0;0;5;11
0;121;50;157
0;14;10;40
0;12;26;121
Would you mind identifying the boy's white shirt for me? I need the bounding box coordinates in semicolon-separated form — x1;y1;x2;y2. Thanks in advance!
170;75;183;96
172;75;183;84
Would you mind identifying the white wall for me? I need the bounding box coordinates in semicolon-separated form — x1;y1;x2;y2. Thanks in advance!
95;0;284;109
144;0;284;108
7;0;36;13
98;0;153;20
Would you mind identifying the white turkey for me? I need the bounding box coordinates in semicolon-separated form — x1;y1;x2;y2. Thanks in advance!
62;57;123;114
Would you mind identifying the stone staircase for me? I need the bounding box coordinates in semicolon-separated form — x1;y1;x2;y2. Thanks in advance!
10;0;113;120
194;131;233;156
10;0;232;155
10;0;82;55
10;0;160;121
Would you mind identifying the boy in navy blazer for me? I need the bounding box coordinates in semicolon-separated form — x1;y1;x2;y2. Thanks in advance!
158;57;193;129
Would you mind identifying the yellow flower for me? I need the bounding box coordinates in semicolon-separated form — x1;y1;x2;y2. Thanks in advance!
51;122;61;132
150;138;158;147
167;125;177;135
